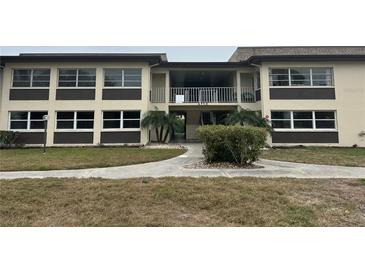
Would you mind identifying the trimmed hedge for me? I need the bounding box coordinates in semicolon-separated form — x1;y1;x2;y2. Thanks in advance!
196;125;267;165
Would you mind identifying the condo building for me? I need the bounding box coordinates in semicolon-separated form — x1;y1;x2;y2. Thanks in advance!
0;47;364;147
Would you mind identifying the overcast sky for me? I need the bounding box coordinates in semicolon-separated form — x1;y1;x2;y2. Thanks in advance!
0;47;236;62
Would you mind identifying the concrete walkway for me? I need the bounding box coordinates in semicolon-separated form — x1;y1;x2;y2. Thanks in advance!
1;144;365;179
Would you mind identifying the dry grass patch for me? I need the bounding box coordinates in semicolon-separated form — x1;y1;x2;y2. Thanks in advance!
262;147;365;167
0;147;186;171
0;177;364;227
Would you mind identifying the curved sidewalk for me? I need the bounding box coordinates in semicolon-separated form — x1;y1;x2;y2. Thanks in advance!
1;144;365;179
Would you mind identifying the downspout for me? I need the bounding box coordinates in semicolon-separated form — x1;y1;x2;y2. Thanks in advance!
146;60;164;143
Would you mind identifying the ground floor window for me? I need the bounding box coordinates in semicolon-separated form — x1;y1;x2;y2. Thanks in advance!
103;111;140;129
56;111;94;130
271;110;336;130
9;111;47;130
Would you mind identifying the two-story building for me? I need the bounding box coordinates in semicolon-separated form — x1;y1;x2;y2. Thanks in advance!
1;47;364;147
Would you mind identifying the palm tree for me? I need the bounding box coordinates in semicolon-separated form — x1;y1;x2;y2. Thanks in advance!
141;110;166;143
224;107;272;133
162;113;180;143
142;111;180;143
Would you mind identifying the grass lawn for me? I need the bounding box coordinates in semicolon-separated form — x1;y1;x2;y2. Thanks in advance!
0;147;186;171
262;147;365;167
0;177;364;226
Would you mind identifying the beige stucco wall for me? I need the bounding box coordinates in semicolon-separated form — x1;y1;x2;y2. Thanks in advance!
0;62;151;146
260;61;365;147
2;60;364;147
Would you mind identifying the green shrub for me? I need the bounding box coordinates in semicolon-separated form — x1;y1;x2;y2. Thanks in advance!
0;130;19;148
196;125;267;165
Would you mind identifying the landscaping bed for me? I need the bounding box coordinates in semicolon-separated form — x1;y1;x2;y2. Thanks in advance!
0;177;364;226
0;147;186;171
184;160;263;169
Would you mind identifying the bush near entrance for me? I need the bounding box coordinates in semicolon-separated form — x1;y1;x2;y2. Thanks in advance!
197;125;267;165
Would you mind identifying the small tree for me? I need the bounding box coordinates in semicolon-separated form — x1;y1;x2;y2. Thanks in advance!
0;130;19;148
224;107;272;134
162;113;180;143
141;110;165;143
142;111;180;143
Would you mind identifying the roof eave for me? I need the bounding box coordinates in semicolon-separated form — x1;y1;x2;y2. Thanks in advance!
247;54;365;64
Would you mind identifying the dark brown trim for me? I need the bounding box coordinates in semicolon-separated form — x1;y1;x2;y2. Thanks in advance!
157;62;246;68
53;132;93;144
9;89;49;100
1;53;165;66
15;132;45;144
56;89;95;100
270;88;335;100
248;54;365;63
272;131;339;143
100;131;141;144
102;88;142;100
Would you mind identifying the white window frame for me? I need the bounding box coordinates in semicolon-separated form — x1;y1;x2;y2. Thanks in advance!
57;68;96;88
11;68;51;88
102;110;141;131
269;67;334;88
8;111;47;132
271;110;337;131
55;111;94;131
103;68;142;88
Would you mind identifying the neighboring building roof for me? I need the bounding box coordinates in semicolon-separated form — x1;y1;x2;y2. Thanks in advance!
229;46;365;62
0;53;167;65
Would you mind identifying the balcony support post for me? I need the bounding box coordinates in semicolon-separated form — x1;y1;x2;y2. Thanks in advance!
236;71;241;104
165;71;170;106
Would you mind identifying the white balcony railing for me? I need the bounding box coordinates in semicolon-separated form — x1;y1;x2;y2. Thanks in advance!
169;87;237;104
241;87;257;103
150;87;166;103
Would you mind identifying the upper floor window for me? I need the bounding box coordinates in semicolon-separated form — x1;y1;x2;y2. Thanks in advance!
58;69;96;87
9;111;47;130
269;68;333;87
12;69;50;87
104;68;142;87
271;110;336;130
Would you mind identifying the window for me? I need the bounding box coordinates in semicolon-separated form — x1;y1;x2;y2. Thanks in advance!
9;111;47;130
103;111;140;129
293;111;313;129
271;111;291;129
271;111;336;130
269;69;289;86
315;111;336;129
290;68;311;86
104;68;142;87
312;68;333;86
58;69;96;87
56;111;94;130
269;68;333;87
12;69;50;87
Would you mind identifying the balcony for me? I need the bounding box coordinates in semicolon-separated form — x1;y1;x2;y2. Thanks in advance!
150;70;260;104
150;87;259;104
169;87;237;104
